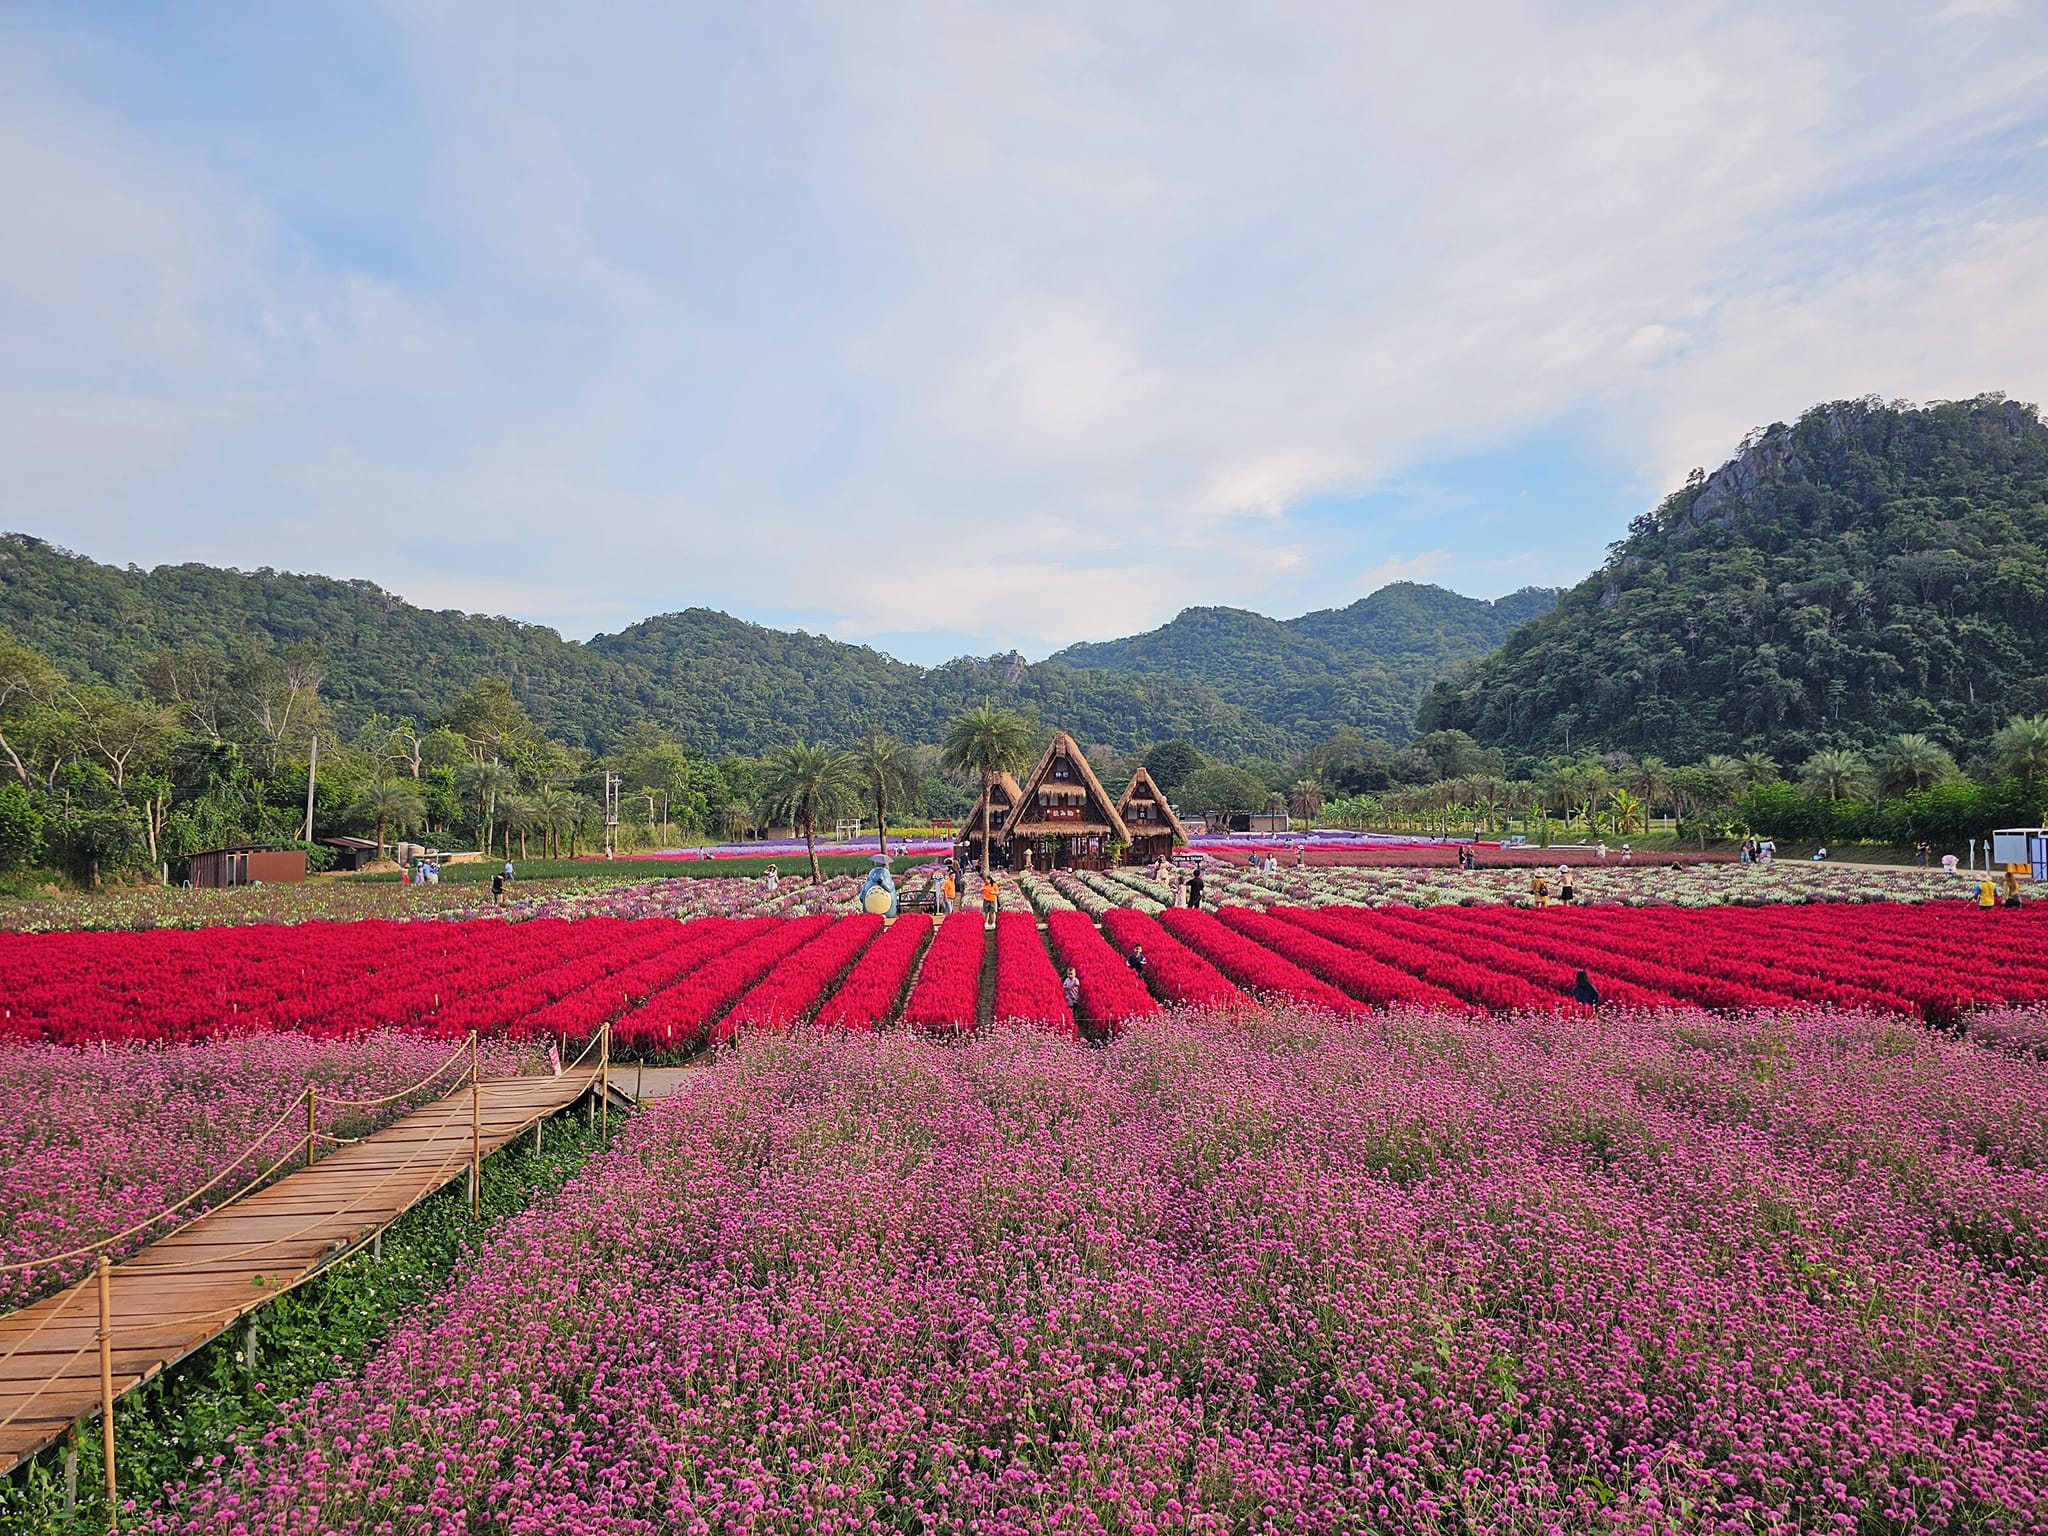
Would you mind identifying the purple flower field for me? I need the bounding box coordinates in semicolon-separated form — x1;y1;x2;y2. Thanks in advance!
0;1032;542;1310
145;1006;2048;1535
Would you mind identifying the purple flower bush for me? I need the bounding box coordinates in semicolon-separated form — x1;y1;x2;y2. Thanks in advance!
143;1007;2048;1534
1;1032;541;1309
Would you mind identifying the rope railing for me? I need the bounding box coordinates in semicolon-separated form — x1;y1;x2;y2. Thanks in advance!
0;1089;314;1278
0;1021;620;1504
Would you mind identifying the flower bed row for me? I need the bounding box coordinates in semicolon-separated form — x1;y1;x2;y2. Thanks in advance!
992;913;1074;1033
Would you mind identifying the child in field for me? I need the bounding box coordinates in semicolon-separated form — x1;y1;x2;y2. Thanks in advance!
1062;968;1081;1011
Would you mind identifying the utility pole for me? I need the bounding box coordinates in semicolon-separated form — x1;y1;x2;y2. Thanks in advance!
304;734;318;841
604;772;621;859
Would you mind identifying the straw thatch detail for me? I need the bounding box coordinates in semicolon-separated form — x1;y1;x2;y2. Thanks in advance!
1116;765;1189;846
1009;733;1130;845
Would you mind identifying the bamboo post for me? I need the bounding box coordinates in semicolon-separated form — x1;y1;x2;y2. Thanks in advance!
97;1253;116;1524
600;1024;610;1136
305;1086;318;1167
469;1034;481;1218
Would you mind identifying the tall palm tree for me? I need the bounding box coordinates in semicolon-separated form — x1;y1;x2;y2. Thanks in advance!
765;742;858;885
852;729;912;857
1286;779;1324;824
1702;754;1749;802
498;794;541;858
1798;748;1874;803
351;779;426;860
454;759;518;851
1991;714;2048;786
1875;733;1957;798
1629;757;1672;822
941;703;1033;873
534;785;582;859
1736;751;1779;789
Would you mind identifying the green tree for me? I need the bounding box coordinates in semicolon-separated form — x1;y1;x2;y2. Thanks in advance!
1178;764;1268;824
1142;738;1206;796
1991;714;2048;786
1798;748;1874;803
765;742;858;884
1875;733;1958;798
852;729;913;856
942;703;1034;873
352;779;426;860
454;760;518;850
1286;779;1324;823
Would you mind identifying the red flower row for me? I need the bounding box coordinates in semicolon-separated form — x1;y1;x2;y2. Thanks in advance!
1215;907;1473;1012
723;914;883;1032
899;913;985;1033
815;916;932;1031
1097;909;1241;1008
991;913;1075;1033
1044;911;1160;1033
1157;908;1368;1016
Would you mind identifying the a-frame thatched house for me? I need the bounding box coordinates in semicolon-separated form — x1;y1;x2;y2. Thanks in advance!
1116;766;1188;866
1005;733;1130;871
956;772;1025;867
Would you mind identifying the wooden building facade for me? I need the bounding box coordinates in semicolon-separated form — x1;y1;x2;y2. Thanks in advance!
188;847;307;888
1116;765;1189;866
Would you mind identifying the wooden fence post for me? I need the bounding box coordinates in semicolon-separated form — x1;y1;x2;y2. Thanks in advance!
600;1023;610;1136
305;1086;318;1167
469;1034;481;1218
97;1253;116;1527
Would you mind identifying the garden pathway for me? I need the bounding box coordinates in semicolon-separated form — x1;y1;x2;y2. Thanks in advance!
0;1066;626;1474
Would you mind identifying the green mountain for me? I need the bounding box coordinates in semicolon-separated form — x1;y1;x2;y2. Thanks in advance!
1417;394;2048;763
0;537;1537;757
1049;584;1557;742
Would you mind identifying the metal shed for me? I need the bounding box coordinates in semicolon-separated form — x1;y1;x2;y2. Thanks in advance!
188;847;307;888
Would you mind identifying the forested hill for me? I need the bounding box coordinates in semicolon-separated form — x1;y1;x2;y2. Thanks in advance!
0;537;1530;756
1417;394;2048;764
1049;584;1557;740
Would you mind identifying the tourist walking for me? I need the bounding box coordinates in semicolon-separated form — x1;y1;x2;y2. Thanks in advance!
981;873;999;931
1187;867;1205;910
939;869;957;914
1559;868;1577;904
1530;872;1550;908
2005;868;2024;908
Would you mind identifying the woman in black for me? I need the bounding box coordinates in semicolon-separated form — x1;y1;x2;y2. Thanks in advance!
1571;969;1600;1007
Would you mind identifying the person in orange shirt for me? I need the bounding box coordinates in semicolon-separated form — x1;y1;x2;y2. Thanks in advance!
981;874;999;930
939;870;957;914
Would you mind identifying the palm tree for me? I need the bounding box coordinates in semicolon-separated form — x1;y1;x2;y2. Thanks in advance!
765;742;858;885
454;759;518;850
351;779;426;860
1607;787;1646;836
1629;757;1672;824
852;729;912;857
534;785;583;858
1286;779;1324;824
1875;733;1957;798
498;794;541;858
1798;748;1874;803
1991;714;2048;786
941;703;1033;873
1737;751;1779;789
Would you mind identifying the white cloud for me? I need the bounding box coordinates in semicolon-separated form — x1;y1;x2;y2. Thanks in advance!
1358;552;1452;593
3;0;2047;661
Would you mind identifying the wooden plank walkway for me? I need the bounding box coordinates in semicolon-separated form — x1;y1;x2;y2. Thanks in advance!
0;1068;622;1474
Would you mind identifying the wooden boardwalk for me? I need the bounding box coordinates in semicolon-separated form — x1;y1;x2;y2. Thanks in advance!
0;1068;622;1474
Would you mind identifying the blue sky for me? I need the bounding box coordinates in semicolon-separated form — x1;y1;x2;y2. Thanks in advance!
5;2;2047;665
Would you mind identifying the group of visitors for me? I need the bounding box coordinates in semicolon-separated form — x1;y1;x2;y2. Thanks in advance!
1978;869;2026;910
1528;865;1580;907
401;858;441;885
1737;838;1777;865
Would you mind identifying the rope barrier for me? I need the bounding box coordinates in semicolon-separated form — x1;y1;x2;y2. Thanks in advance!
319;1034;478;1109
0;1090;312;1277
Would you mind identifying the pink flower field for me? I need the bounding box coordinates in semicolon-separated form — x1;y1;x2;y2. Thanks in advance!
146;1006;2048;1535
0;1032;541;1310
